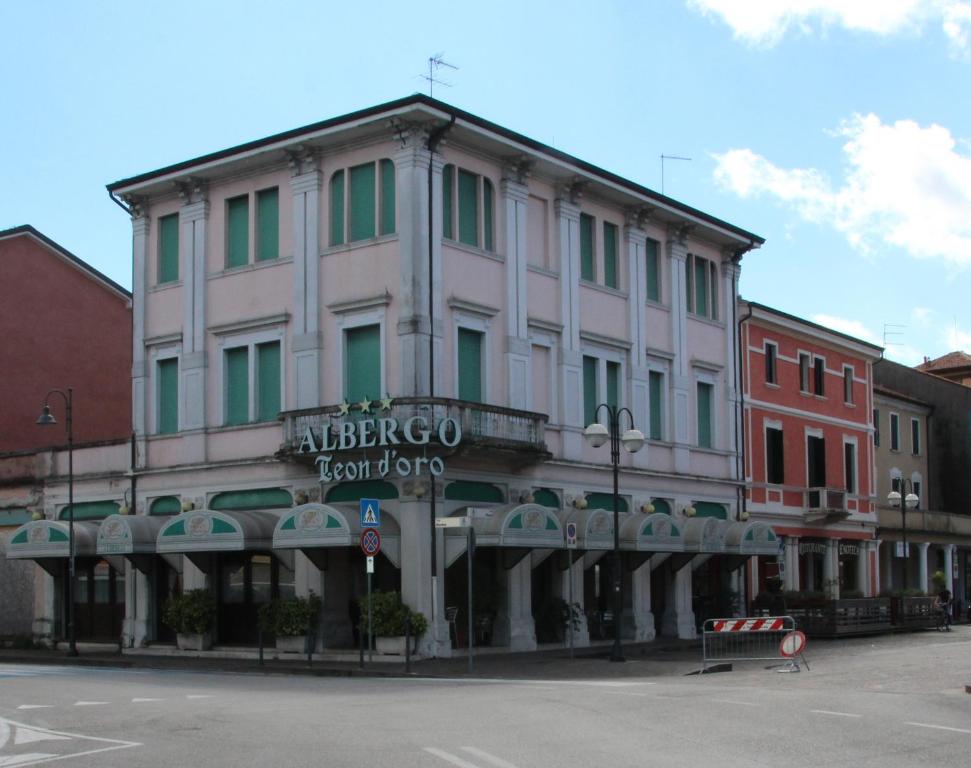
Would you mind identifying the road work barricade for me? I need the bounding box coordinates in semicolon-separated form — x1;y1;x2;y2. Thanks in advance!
701;616;808;673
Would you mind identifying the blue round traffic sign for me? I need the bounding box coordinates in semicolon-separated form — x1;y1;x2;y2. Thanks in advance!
361;528;381;557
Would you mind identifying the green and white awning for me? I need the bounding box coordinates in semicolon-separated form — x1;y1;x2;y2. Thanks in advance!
272;503;401;568
557;508;617;551
5;519;100;576
156;509;278;554
620;512;685;552
723;520;779;556
96;514;169;574
444;503;564;568
683;516;730;554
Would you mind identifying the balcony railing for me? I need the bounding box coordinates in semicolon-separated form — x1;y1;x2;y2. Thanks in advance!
279;397;549;458
805;487;847;515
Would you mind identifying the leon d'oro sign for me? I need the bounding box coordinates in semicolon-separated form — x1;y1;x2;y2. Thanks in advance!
296;414;462;483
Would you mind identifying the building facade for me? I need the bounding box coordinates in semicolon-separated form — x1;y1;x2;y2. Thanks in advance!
12;96;782;655
739;301;883;602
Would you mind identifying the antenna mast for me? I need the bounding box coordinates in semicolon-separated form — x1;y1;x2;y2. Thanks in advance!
422;53;458;98
660;154;691;195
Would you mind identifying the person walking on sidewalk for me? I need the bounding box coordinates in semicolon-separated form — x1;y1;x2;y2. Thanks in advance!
934;588;952;631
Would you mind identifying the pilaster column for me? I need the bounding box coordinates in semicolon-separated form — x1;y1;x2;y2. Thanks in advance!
855;542;869;596
556;190;583;459
784;536;801;592
494;559;537;651
398;495;444;657
289;152;324;409
557;559;590;646
626;213;650;469
823;539;838;598
502;165;530;410
944;543;955;592
667;227;691;473
129;208;150;468
630;562;655;641
673;566;696;639
875;539;884;595
918;542;930;592
394;127;442;396
723;255;742;475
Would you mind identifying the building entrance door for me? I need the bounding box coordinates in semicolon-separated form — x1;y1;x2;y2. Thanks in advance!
216;553;294;645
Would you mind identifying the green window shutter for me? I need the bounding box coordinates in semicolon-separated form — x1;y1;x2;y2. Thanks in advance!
158;214;179;284
325;480;398;503
646;239;660;302
693;501;726;519
149;496;182;516
345;325;381;403
458;328;483;402
256;341;281;422
585;492;628;513
157;358;179;435
603;222;618;288
685;255;694;313
694;257;708;317
60;501;120;521
256;187;279;261
580;214;594;281
225;347;250;425
379;159;395;236
226;195;249;268
458;169;479;247
211;488;293;510
651;498;672;516
349;162;376;242
606;361;620;410
483;178;494;252
444;481;504;503
697;382;713;448
649;370;663;440
583;356;598;427
709;260;718;320
533;488;560;508
329;170;345;246
443;165;454;240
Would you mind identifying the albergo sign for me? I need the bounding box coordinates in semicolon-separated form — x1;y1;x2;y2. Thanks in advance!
296;402;462;483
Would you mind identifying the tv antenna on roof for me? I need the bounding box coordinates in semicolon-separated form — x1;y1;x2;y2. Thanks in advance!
422;53;458;98
660;154;691;195
883;323;906;349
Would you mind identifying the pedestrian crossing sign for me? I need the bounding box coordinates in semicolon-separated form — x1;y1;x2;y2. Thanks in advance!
360;498;381;528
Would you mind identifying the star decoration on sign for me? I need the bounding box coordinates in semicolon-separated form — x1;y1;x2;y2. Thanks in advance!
380;395;394;411
338;401;350;416
358;397;373;413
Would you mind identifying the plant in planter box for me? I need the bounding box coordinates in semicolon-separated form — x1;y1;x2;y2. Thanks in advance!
162;589;216;650
931;570;947;592
358;591;427;653
260;592;322;652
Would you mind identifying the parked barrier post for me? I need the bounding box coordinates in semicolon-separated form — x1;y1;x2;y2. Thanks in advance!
258;627;264;667
701;616;807;672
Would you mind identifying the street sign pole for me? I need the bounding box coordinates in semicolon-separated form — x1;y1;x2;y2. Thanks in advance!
367;566;373;665
360;529;381;666
566;521;577;660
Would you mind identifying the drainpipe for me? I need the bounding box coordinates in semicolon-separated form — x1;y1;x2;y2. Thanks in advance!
734;258;753;523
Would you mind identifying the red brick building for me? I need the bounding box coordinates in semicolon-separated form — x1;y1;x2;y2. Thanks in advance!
0;226;132;453
739;301;883;601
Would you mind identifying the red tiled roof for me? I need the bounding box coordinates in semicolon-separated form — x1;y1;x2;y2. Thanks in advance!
917;351;971;372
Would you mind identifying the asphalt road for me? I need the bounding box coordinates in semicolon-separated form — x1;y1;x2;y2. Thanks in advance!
1;628;969;767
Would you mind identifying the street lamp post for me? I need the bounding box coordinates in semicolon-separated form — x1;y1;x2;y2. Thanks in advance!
887;481;919;592
583;405;644;663
37;388;77;657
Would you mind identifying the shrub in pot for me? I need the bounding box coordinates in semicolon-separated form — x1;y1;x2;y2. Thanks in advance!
162;589;216;650
259;593;321;652
358;590;427;653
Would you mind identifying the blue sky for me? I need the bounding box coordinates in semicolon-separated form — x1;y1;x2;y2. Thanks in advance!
3;1;969;365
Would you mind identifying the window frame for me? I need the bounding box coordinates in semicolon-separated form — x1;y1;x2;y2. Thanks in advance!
157;212;180;285
685;253;718;320
843;437;858;494
764;342;778;385
813;356;826;397
695;376;716;449
329;159;396;247
581;346;627;428
798;352;810;393
336;307;387;405
442;164;494;253
149;343;181;435
645;238;661;303
890;412;900;451
218;328;285;427
648;367;666;441
765;421;785;485
911;417;921;455
843;365;854;404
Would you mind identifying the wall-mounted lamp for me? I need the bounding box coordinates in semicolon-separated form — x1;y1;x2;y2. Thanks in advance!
640;503;655;515
519;491;535;504
294;490;309;505
181;499;195;512
413;482;427;498
572;495;588;510
739;510;750;521
683;505;696;517
31;510;44;521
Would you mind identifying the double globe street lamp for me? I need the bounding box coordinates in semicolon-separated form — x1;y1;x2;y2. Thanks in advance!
583;404;644;662
37;387;77;657
887;482;919;591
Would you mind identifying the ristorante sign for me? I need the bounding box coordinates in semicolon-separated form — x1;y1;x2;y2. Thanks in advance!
296;403;462;483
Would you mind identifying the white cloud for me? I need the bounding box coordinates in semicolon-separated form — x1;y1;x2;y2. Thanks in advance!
811;313;882;345
945;324;971;350
688;0;971;53
712;114;971;266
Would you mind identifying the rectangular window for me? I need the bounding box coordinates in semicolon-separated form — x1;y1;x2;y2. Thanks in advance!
645;238;660;302
457;169;479;247
603;222;618;289
583;355;598;427
527;195;549;269
843;366;854;404
873;409;880;447
158;213;179;284
483;179;494;252
329;170;344;246
765;343;777;385
686;254;717;320
697;382;713;449
606;360;620;410
379;159;395;237
157;358;178;435
648;370;663;440
226;195;249;268
813;357;825;396
580;214;595;281
709;260;719;320
890;413;900;451
807;435;826;487
224;347;250;426
349;163;377;242
457;328;483;403
344;325;381;404
256;187;279;261
256;342;281;422
844;442;857;494
442;165;454;241
911;418;920;455
912;480;922;509
693;257;708;317
891;476;901;493
799;353;810;393
766;426;784;484
443;165;493;252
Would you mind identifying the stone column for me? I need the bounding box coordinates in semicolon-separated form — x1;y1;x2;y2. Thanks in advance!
823;540;838;599
127;565;151;648
667;227;691;473
917;542;930;593
673;567;696;639
805;546;816;591
784;536;801;592
289;152;324;409
630;562;655;641
722;256;742;475
558;558;590;646
556;188;583;460
177;181;209;464
494;559;537;651
502;164;531;409
398;493;444;657
626;213;650;469
944;543;955;592
128;204;150;467
874;539;884;595
855;543;869;596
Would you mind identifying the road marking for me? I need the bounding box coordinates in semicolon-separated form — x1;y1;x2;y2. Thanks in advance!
811;710;862;718
407;677;653;688
602;691;649;697
131;698;163;703
0;718;140;767
711;699;759;707
423;747;484;768
14;727;71;745
461;746;520;768
73;701;109;707
0;752;58;766
905;722;971;734
185;694;214;699
15;707;52;711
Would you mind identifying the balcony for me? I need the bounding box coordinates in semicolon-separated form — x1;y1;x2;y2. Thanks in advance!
803;487;849;524
278;397;550;469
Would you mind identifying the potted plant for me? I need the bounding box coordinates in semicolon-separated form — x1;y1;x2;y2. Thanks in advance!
162;589;216;651
532;597;581;643
259;593;321;653
359;590;427;654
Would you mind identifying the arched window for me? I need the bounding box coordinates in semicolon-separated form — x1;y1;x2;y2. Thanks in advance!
329;159;395;246
442;164;495;252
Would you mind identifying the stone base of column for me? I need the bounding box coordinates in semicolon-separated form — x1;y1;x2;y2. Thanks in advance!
633;611;656;642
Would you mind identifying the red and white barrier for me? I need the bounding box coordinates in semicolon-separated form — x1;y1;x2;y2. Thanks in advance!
711;617;785;632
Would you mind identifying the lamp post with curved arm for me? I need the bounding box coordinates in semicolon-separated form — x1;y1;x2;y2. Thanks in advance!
37;388;77;657
583;404;644;662
888;481;919;591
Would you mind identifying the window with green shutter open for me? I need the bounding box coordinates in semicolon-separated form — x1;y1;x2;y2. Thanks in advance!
157;358;178;434
158;213;179;284
583;355;598;427
225;347;250;426
345;325;381;403
646;239;660;302
603;222;618;288
458;328;483;402
256;187;279;261
442;164;494;252
648;370;663;440
580;214;594;281
330;160;395;246
226;195;249;268
256;342;281;422
697;381;713;448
